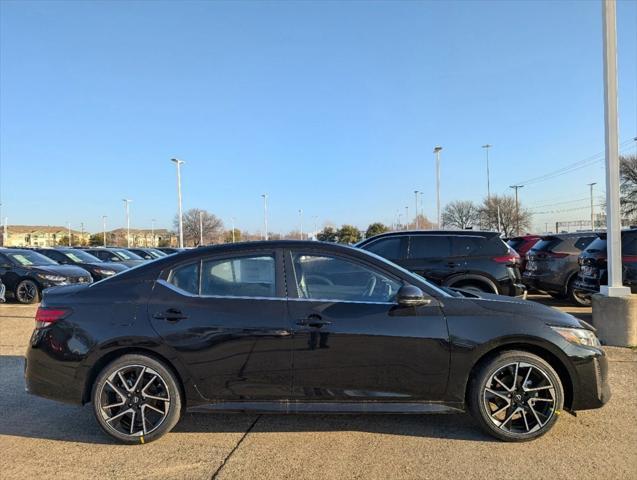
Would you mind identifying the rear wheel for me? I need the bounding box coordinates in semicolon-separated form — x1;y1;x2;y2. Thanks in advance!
567;277;591;306
15;279;40;304
91;354;182;444
468;350;564;442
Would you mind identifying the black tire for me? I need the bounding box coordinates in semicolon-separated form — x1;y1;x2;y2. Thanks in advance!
468;350;564;442
15;279;40;304
567;277;591;306
549;291;568;300
91;354;182;444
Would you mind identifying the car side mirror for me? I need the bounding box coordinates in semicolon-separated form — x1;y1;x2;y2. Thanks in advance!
397;284;432;307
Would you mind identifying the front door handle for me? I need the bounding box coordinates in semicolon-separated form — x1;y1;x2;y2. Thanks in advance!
296;314;331;328
153;308;188;322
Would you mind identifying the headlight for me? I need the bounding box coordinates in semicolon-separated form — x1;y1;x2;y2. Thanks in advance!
94;268;116;276
551;326;601;347
37;273;67;282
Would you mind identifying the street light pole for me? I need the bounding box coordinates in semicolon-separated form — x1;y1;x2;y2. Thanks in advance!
261;194;269;240
433;146;443;227
313;216;318;241
509;185;523;236
414;191;419;229
102;216;107;247
171;158;185;249
231;217;236;243
482;144;492;200
122;199;132;248
151;218;155;247
588;183;597;230
601;0;629;296
405;206;409;230
80;222;84;246
299;209;303;240
67;222;72;247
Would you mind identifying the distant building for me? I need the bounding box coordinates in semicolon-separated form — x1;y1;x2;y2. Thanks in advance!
105;228;175;248
0;225;89;247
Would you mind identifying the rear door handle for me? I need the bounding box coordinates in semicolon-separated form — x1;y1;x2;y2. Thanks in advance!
296;314;331;328
153;308;188;322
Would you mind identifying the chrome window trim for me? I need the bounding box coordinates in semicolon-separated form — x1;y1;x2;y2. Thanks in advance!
157;279;284;301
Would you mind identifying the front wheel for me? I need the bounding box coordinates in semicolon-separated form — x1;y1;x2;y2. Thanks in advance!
568;278;591;306
15;279;40;304
91;354;182;444
468;350;564;442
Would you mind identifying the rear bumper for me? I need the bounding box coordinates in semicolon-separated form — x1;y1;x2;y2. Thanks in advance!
573;275;600;294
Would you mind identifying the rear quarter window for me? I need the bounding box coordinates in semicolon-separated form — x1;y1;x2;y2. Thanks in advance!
364;237;403;261
574;236;596;251
408;236;451;259
531;238;560;252
585;237;607;253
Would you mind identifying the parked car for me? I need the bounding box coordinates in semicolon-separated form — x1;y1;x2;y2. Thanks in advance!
574;229;637;295
507;235;541;272
34;248;129;282
127;248;167;260
25;240;608;444
357;230;524;296
522;233;597;306
156;247;183;255
82;248;146;268
0;248;92;304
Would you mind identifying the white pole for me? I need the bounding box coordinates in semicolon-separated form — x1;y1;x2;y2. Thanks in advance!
601;0;629;296
171;158;185;248
122;199;132;248
199;211;204;246
482;144;492;200
102;216;107;247
231;217;236;243
434;146;442;227
299;209;303;240
405;206;409;229
262;194;269;240
588;183;597;230
414;191;419;229
151;218;155;247
67;222;71;247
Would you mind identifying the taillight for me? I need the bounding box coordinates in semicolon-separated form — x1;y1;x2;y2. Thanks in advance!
493;252;519;264
34;307;71;329
623;255;637;263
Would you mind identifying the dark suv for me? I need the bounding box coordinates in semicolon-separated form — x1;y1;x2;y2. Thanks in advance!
357;230;524;296
574;229;637;295
507;235;541;272
522;233;597;306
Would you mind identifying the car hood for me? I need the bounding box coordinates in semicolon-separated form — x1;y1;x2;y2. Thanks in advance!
25;265;90;278
452;290;583;329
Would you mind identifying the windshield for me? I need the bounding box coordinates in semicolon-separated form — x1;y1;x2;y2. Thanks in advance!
357;247;450;297
7;250;58;266
113;249;143;260
63;250;102;263
531;238;560;252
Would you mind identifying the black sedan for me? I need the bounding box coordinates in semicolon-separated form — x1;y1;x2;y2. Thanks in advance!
82;248;146;268
25;241;609;444
34;248;129;282
0;248;92;303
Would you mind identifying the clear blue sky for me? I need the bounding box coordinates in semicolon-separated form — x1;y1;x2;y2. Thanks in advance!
1;0;636;235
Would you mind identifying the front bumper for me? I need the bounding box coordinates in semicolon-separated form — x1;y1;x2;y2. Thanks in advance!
569;348;611;411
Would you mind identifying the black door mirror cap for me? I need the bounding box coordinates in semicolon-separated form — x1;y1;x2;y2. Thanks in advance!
397;284;432;307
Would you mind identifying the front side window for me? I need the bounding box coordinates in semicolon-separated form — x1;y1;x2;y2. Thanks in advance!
167;262;200;295
202;255;276;298
364;237;403;261
292;253;400;303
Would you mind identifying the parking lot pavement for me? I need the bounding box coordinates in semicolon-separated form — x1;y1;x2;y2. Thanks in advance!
1;299;636;480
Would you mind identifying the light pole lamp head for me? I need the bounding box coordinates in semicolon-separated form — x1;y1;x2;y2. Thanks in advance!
482;144;492;149
433;146;442;153
171;158;185;166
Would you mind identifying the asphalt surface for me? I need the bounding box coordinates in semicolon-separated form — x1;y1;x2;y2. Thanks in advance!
0;298;635;480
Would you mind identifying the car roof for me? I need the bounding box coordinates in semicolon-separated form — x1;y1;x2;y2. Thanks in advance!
357;230;501;246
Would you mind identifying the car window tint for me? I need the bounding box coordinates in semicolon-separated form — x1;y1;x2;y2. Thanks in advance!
531;238;559;252
364;238;402;260
585;237;607;253
574;236;595;251
292;254;400;302
409;236;451;258
201;255;276;298
622;235;637;255
168;262;200;295
451;236;484;256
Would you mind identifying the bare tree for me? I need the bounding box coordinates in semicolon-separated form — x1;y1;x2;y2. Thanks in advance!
174;208;224;246
441;201;479;230
480;195;532;237
620;154;637;222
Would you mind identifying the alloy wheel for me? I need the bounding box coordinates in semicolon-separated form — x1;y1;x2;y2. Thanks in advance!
97;364;171;437
482;362;557;434
17;281;37;303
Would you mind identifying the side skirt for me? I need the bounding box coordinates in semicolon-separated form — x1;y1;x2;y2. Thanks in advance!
188;401;465;415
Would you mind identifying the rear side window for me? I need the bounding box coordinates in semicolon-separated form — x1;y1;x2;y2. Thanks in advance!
507;238;524;251
168;262;200;295
201;255;276;298
585;237;607;253
409;236;451;258
574;236;596;251
364;237;402;260
622;234;637;255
